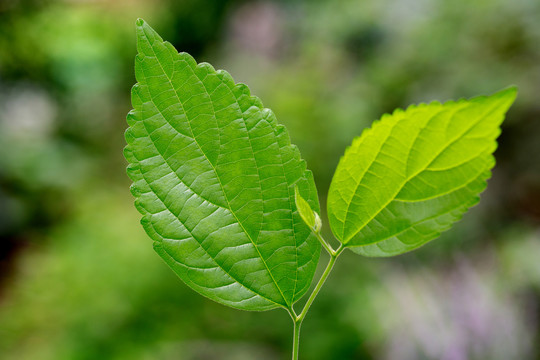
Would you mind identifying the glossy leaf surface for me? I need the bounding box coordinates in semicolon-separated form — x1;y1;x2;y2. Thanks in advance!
125;19;320;311
327;88;517;256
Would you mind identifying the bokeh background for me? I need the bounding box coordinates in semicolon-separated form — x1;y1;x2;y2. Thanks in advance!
1;0;539;359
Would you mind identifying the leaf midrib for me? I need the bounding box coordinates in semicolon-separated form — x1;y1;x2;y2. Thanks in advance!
222;82;301;304
131;88;284;308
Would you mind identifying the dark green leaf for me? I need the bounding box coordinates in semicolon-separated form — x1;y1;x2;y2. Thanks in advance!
125;19;320;310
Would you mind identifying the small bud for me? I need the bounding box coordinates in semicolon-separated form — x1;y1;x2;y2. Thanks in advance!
313;212;322;233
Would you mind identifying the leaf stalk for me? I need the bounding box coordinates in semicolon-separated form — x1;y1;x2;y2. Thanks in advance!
315;231;337;256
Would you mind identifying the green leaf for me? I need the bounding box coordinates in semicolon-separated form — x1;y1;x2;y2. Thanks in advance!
327;88;517;257
124;19;320;311
295;185;322;233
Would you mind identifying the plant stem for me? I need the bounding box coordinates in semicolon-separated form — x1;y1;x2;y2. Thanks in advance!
291;317;301;360
297;244;343;322
315;231;336;256
289;243;344;359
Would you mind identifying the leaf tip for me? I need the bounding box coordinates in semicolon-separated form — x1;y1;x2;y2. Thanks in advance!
135;18;163;54
473;86;518;108
497;85;518;102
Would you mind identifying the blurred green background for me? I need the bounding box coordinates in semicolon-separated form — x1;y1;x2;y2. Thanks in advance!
1;0;539;359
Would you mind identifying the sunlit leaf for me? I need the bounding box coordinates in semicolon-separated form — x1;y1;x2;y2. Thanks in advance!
327;88;517;256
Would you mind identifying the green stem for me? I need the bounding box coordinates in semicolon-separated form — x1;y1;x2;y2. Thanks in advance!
297;244;343;322
289;244;344;359
291;317;301;360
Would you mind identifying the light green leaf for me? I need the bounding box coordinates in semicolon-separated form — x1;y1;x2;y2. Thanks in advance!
295;185;322;233
327;88;517;257
124;19;320;311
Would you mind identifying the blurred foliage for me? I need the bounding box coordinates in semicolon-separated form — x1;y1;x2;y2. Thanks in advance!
0;0;539;359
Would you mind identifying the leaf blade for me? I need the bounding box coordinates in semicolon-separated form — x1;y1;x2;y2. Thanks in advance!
125;19;320;310
327;88;516;256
